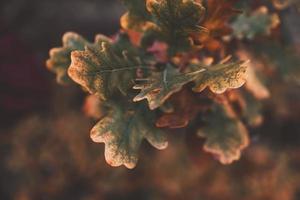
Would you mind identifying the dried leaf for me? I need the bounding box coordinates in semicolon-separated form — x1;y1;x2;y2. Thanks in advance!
193;0;240;52
197;103;249;164
133;64;199;110
68;34;143;99
90;102;168;169
193;60;248;94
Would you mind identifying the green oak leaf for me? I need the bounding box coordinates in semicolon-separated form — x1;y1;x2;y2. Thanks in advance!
68;34;144;100
90;102;168;169
193;60;248;94
46;32;110;85
197;103;249;164
133;64;199;110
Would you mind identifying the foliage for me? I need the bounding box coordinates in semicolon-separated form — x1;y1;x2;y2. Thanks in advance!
46;0;297;169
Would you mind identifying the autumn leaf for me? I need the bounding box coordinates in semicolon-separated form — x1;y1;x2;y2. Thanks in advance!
68;34;144;100
197;103;249;164
90;102;168;169
194;0;240;52
193;60;248;94
133;64;201;110
46;32;91;84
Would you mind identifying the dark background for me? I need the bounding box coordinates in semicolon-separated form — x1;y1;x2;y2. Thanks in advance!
0;0;123;125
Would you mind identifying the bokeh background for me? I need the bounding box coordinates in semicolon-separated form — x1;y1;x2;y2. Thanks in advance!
0;0;300;200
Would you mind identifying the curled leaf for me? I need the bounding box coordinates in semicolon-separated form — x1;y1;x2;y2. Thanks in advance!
90;102;168;169
197;103;249;164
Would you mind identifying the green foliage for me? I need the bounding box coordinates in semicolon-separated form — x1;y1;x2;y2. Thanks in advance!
90;101;168;169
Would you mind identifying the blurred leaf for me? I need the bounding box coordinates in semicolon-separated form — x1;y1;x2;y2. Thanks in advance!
46;32;110;85
195;0;240;51
156;89;209;128
230;6;280;40
121;0;152;31
90;102;168;169
197;103;249;164
82;95;106;119
242;92;264;127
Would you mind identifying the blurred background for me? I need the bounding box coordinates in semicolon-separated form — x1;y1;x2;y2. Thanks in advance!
0;0;300;200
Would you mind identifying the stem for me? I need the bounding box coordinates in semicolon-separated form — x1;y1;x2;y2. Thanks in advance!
184;68;207;76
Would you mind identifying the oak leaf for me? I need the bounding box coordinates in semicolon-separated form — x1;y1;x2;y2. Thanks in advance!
197;103;249;164
90;102;168;169
46;32;92;84
68;34;143;99
144;0;206;54
193;60;248;94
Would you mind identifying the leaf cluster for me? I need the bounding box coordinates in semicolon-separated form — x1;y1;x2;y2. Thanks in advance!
44;0;280;169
